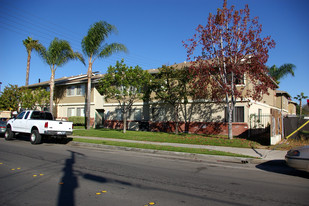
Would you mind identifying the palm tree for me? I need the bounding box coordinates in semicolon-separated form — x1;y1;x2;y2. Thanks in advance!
40;38;85;115
82;21;127;129
294;92;308;116
268;63;296;84
23;37;44;86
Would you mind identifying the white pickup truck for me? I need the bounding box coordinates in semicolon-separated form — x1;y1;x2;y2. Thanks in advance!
5;110;73;144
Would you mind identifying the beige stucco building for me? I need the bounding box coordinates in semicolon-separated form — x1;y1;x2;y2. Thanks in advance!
26;62;296;143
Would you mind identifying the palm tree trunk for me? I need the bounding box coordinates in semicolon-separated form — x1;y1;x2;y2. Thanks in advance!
49;68;55;116
86;61;92;129
25;51;31;86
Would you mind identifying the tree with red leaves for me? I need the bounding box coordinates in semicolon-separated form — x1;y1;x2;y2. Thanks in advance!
183;0;276;139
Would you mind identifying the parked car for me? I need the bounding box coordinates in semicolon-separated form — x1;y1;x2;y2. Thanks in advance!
5;110;73;144
285;145;309;172
0;120;7;136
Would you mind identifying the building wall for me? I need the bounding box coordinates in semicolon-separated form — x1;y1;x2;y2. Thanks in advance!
31;72;291;138
261;88;276;107
288;103;297;115
102;99;252;136
56;84;97;120
276;95;289;114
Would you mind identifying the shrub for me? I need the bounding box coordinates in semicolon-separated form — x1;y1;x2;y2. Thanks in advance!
68;116;85;126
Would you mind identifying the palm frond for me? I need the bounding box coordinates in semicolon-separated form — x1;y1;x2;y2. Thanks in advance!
268;63;295;84
23;36;45;54
42;38;84;69
99;43;128;58
81;21;118;57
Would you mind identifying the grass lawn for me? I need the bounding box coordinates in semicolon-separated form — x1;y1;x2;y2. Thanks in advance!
73;138;254;158
72;128;260;148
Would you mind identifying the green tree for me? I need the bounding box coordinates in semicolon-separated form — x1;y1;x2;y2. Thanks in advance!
34;87;50;110
151;65;192;134
40;38;85;115
82;20;127;129
97;60;151;133
268;64;296;84
0;85;49;111
20;87;50;110
294;92;308;116
0;84;22;111
20;88;36;109
23;37;44;86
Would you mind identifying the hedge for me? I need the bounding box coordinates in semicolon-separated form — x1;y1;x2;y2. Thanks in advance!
68;116;85;126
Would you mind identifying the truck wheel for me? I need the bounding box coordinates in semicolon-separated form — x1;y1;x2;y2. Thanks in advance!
30;130;42;144
4;127;14;140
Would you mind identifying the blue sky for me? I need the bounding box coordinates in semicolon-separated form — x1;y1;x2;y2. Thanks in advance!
0;0;308;104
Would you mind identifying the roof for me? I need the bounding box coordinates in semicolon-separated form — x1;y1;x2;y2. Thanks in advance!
276;90;291;98
147;60;279;88
26;60;279;89
146;61;192;74
26;73;104;88
288;100;297;105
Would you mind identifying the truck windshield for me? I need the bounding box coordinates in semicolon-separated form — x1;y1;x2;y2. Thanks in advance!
30;111;53;120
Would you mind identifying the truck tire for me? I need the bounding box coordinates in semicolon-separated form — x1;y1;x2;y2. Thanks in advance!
4;127;14;140
30;130;42;144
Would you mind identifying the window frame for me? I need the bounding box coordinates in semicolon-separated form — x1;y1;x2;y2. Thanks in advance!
224;106;244;123
76;107;85;117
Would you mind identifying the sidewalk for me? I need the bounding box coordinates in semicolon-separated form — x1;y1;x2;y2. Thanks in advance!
69;136;287;163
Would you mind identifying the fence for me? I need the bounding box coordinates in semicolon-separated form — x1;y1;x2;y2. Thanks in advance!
248;113;271;145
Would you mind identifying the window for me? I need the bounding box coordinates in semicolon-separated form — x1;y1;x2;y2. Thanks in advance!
30;111;53;120
258;109;262;122
76;107;85;117
225;106;244;122
66;85;85;96
117;85;141;95
76;85;85;96
67;108;75;117
152;107;165;121
24;111;30;119
16;111;25;119
227;73;245;85
115;109;122;120
129;109;141;121
67;86;75;96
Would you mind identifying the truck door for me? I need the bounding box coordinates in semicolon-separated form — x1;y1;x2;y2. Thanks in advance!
21;111;31;133
11;111;26;132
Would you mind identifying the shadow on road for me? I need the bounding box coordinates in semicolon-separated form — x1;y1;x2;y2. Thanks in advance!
83;173;133;186
256;160;309;179
57;150;85;206
6;134;73;145
54;149;250;206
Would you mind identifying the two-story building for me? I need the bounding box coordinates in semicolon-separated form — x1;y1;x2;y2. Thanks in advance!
27;73;105;127
25;62;296;144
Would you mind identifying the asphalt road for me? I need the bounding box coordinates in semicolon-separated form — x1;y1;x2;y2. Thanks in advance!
0;137;308;206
